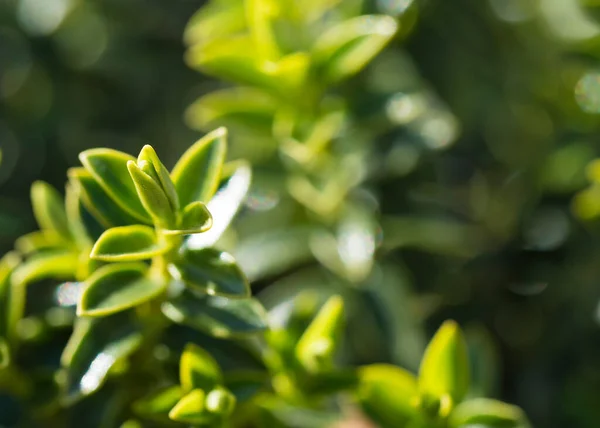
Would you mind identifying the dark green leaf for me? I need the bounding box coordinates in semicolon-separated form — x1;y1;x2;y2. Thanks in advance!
187;162;251;250
0;337;9;368
69;168;143;228
224;371;268;402
0;252;19;338
180;343;223;392
60;312;143;403
171;127;227;206
171;247;250;298
78;263;166;317
164;201;212;236
162;289;268;339
79;148;151;223
31;181;72;241
127;161;176;228
133;386;183;419
90;225;169;261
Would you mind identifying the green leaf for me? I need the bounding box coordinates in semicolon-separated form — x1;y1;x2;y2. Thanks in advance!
133;386;184;418
171;128;227;206
449;398;530;428
31;181;72;241
356;364;419;428
78;263;166;317
184;0;246;46
168;389;211;425
61;312;143;403
127;161;176;228
187;162;251;250
79;148;151;223
171;247;250;298
69;167;143;228
419;320;470;404
295;295;344;372
312;15;398;83
90;225;169;261
180;343;223;392
164;201;212;236
65;182;93;247
162;289;268;339
224;370;268;402
138;145;180;213
0;337;10;369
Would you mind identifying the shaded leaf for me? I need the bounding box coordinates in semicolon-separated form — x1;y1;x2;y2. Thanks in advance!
224;370;268;402
0;252;19;338
419;320;470;404
180;343;223;392
162;289;268;339
133;386;183;419
171;247;250;298
164;201;213;236
79;148;151;223
0;337;9;368
90;225;168;261
78;263;166;317
187;162;251;250
69;167;143;228
171;128;227;206
60;312;143;403
31;181;72;241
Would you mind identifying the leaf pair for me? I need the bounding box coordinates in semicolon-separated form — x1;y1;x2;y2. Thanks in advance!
356;321;530;427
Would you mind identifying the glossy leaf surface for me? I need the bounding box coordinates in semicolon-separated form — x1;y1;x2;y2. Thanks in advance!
90;225;168;261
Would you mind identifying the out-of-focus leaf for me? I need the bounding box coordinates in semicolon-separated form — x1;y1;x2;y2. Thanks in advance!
14;231;65;255
127;161;175;228
448;398;530;428
168;389;211;425
171;247;250;298
356;364;418;427
295;295;344;372
162;289;268;339
187;162;252;250
79;148;151;223
138;145;180;213
171;127;227;206
180;343;223;392
0;337;9;368
60;312;143;403
246;0;281;61
224;370;268;402
302;368;359;395
30;181;73;241
184;0;247;46
0;252;19;338
164;201;212;236
466;325;500;398
419;320;470;404
78;263;165;317
205;387;236;415
90;225;168;261
65;182;93;247
186;87;278;133
69;168;143;228
133;386;183;419
312;15;398;83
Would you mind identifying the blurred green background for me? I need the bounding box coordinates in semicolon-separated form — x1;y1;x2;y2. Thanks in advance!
4;0;600;426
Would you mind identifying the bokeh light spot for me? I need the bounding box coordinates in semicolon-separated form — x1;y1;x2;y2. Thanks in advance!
575;71;600;114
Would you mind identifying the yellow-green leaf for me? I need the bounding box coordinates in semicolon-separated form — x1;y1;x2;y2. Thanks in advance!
90;225;168;261
133;385;183;418
127;161;176;228
171;128;227;206
31;181;72;241
78;263;166;317
163;201;212;236
419;320;470;404
356;364;418;428
168;389;212;425
0;337;9;368
205;387;236;415
180;343;223;392
138;145;180;213
79;148;151;223
295;295;344;372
